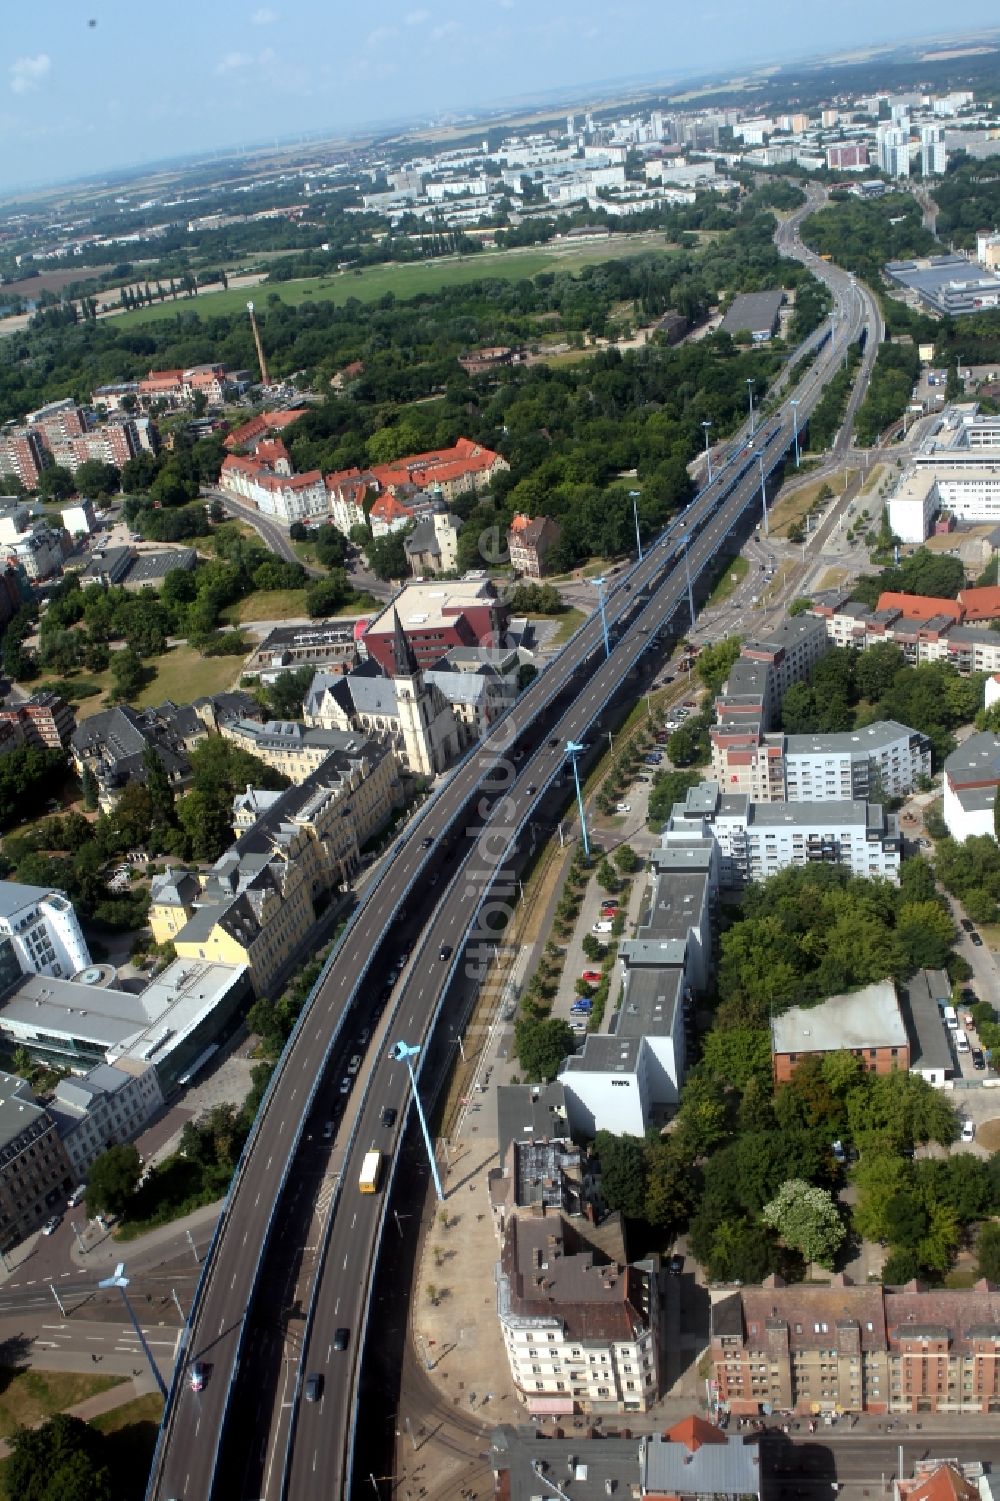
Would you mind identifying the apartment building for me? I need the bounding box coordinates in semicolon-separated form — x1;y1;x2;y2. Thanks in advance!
25;398;86;445
490;1419;763;1501
710;720;931;802
713;1275;1000;1416
48;1059;163;1179
507;514;562;578
497;1210;659;1414
70;701;208;811
4;525;65;582
0;428;47;491
52;419;145;473
771;980;909;1085
559;841;717;1137
220;448;326;524
0;1081;73;1248
667;782;901;886
942;731;1000;840
0;692;76;751
0;882;91;980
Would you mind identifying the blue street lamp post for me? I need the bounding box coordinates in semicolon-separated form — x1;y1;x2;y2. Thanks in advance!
681;530;696;630
701;421;713;483
390;1041;444;1201
758;453;769;537
566;741;590;859
628;490;643;562
591;576;610;660
790;399;800;469
746;378;755;437
98;1263;168;1399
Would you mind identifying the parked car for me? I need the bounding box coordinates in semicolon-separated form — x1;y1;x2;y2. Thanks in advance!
972;1049;986;1070
614;803;631;814
592;920;614;934
961;918;975;933
971;932;984;947
961;1119;976;1142
41;1214;61;1236
581;970;602;984
667;1254;684;1276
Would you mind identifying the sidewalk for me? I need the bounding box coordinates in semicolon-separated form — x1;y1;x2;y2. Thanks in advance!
66;1199;222;1274
0;1372;162;1460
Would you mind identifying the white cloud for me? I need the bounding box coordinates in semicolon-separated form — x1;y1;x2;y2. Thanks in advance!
498;0;515;9
404;7;429;21
251;5;277;21
216;51;254;74
9;55;51;96
366;25;398;48
431;20;461;40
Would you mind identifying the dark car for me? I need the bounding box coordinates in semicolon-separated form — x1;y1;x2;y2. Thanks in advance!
527;784;537;795
668;1254;684;1276
333;1328;350;1352
304;1373;324;1401
439;944;453;961
971;932;984;947
420;836;433;849
381;1106;397;1127
973;1049;986;1070
961;917;975;933
548;737;559;748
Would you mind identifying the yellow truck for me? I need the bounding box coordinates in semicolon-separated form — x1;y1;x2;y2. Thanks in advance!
359;1149;382;1194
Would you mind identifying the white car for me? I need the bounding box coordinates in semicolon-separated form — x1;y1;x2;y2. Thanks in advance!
592;920;614;934
961;1119;976;1143
615;803;631;814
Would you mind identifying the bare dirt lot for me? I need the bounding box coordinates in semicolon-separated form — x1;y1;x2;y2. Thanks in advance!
2;264;115;299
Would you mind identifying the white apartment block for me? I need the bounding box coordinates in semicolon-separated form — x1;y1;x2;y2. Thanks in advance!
497;1212;660;1414
49;1059;163;1179
0;883;90;979
886;469;940;543
666;783;901;887
710;721;931;802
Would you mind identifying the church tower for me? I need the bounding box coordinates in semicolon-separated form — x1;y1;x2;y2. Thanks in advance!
390;608;439;778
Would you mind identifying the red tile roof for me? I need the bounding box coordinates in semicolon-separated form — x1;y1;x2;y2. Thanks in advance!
958;585;1000;621
877;591;964;623
900;1465;979;1501
664;1416;726;1451
369;492;413;524
224;409;308;450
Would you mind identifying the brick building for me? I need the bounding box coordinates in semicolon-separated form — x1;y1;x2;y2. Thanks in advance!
362;579;508;673
771;979;910;1085
712;1275;1000;1416
0;428;47;491
0;692;76;750
0;1076;73;1248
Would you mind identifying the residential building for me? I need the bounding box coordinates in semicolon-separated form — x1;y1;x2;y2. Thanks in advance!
827;143;869;170
895;1462;982;1501
667;781;901;885
325;469;372;536
0;1080;72;1248
0;427;48;490
942;732;1000;840
495;1081;572;1163
497;1210;659;1414
365;436;508;501
0;692;76;750
957;585;1000;621
559;841;718;1137
404;510;462;575
878;125;911;178
61;500;97;538
223;410;308;451
361;579;508;673
877;591;963;624
719;290;783;341
507;514;562;578
457;346;524;376
0;960;250;1090
51;419;146;474
220;445;326;525
5;525;66;582
0;882;90;980
712;1275;1000;1416
70;702;204;812
711;720;931;802
921;125;948;176
488;1138;596;1236
489;1416;762;1501
771;980;910;1085
48;1060;163;1179
119;548;197;592
26;397;86;446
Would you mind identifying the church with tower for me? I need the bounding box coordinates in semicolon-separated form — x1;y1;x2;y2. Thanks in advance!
303;610;466;779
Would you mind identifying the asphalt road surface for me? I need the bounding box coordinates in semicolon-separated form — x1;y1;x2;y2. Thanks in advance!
149;205;874;1501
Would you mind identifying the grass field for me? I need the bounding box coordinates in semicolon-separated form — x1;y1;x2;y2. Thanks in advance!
0;1368;124;1441
222;588;309;624
768;472;846;540
817;566;850;591
134;644;241;708
109;236;673;329
708;555;749;605
543;608;587;648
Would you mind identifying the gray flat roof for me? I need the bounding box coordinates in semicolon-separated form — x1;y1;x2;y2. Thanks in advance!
743;798;873;828
122;548;196;585
0;1091;47;1151
772;980;906;1055
945;731;1000;786
619;937;689;968
495;1082;570;1162
720;288;783;335
649;844;714;872
617;965;682;1039
644;1429;762;1495
784;720;924;756
903;970;954;1074
0;882;57;920
561;1034;643;1074
490;1426;641;1501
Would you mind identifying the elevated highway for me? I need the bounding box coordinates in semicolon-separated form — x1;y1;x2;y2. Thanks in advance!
147;204;875;1501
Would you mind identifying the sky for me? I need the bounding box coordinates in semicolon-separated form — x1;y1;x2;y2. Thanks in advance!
2;2;1000;195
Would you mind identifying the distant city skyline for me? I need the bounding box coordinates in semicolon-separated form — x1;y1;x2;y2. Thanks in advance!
3;5;1000;195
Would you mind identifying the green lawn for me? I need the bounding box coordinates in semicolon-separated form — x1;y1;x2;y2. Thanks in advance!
222;588;308;624
708;555;748;605
108;236;674;329
0;1368;124;1441
0;1391;164;1501
134;644;242;707
537;608;587;648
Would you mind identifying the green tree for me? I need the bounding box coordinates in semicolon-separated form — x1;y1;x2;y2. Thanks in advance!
72;459;120;499
594;1131;648;1219
80;764;99;813
5;1413;112;1501
109;646;145;702
978;1222;1000;1282
305;571;350;619
367;528;411;582
513;1016;575;1082
699;1029;772;1092
647;769;699;829
762;1178;845;1270
613;843;639;875
696;637;743;695
86;1144;142;1219
595;857;619;893
141;744;175;829
36;464;75;502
